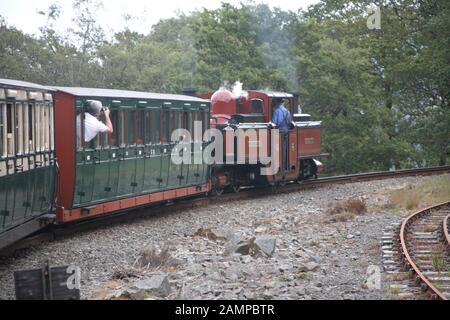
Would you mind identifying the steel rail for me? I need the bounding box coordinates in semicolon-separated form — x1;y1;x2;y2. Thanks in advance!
399;201;450;300
444;214;450;246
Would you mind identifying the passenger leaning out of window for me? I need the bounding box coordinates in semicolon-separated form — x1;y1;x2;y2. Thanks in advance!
77;100;113;143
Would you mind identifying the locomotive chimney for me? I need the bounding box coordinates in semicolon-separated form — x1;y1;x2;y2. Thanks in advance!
291;92;301;114
182;88;197;97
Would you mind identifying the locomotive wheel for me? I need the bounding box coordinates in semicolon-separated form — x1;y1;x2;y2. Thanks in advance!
232;184;241;193
279;179;288;187
211;175;224;196
212;186;224;196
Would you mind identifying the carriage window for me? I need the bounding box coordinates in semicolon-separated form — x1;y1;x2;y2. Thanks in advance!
23;103;29;154
161;110;169;143
190;111;195;137
179;112;184;130
6;103;15;156
154;110;160;143
76;110;83;150
16;103;23;155
108;110;119;147
28;104;34;152
49;103;54;151
120;110;126;147
145;111;152;144
170;111;175;142
129;110;137;145
0;103;5;157
40;103;45;151
136;110;144;145
184;112;190;132
202;111;209;133
44;104;48;151
251;99;264;114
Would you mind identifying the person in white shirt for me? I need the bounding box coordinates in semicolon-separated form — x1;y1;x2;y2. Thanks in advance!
76;100;114;143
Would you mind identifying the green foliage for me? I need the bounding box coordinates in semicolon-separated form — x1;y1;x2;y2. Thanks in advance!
0;0;448;174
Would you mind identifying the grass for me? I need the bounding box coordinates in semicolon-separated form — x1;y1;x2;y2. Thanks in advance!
388;174;450;212
386;272;410;282
328;198;367;222
133;245;179;270
431;244;447;273
330;198;367;215
420;224;437;233
389;287;401;295
294;272;308;280
329;212;356;223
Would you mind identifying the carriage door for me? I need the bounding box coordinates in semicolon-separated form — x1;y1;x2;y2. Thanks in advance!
199;104;210;184
104;101;121;199
142;105;161;193
116;105;136;197
134;101;147;194
74;100;95;206
158;104;171;189
190;109;201;185
168;103;183;187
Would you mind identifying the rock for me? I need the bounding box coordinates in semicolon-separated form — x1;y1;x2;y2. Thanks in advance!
262;290;274;299
302;261;320;272
133;274;171;298
347;234;354;239
193;228;227;241
252;236;277;257
255;225;269;234
278;263;294;273
224;234;254;256
240;255;253;264
106;288;130;300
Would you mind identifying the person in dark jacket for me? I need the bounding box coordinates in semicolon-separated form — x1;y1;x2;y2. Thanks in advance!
272;98;292;171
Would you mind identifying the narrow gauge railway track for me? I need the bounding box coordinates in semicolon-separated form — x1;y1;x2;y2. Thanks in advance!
399;202;450;300
444;214;450;246
2;165;450;257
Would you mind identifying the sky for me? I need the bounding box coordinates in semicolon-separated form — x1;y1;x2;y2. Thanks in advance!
0;0;320;36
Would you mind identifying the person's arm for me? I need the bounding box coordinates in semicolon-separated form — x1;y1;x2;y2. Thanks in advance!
103;108;114;134
272;108;281;127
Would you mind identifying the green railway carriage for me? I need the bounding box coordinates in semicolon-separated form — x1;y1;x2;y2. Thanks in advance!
54;87;211;223
0;79;55;240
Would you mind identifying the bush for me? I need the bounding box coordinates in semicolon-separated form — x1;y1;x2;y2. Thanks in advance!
329;198;367;216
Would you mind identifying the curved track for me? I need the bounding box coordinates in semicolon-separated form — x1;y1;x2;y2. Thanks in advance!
399;202;450;300
444;214;450;246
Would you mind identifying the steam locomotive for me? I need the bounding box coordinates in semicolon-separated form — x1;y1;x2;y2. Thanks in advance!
0;78;325;250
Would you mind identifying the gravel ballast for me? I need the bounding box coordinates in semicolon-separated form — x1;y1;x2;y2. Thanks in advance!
0;174;448;300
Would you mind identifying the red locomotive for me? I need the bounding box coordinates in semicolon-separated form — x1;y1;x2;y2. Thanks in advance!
201;87;326;195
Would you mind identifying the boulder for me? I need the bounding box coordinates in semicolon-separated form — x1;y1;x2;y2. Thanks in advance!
133;274;171;298
252;236;277;257
223;234;254;256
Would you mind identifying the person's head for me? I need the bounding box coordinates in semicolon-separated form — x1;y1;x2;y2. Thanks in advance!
84;100;103;118
273;97;283;108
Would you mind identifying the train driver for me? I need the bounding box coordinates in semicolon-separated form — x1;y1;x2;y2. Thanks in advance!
76;100;114;143
272;98;292;171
